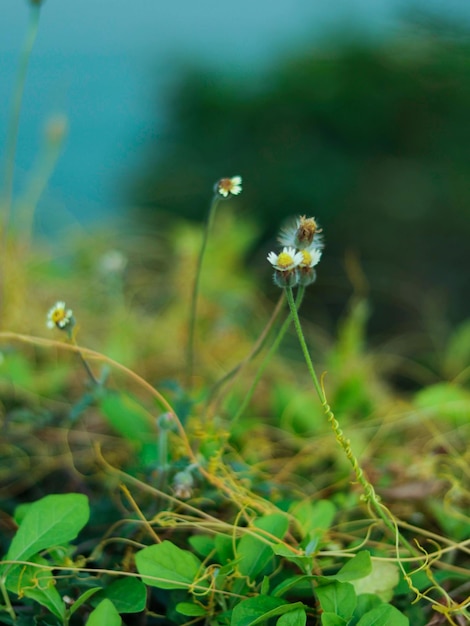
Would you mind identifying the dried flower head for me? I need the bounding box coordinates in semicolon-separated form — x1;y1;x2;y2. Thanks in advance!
279;215;323;250
46;301;74;330
214;175;242;198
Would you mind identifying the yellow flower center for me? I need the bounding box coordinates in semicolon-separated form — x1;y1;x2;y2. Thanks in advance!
300;250;312;267
218;178;232;193
277;252;294;269
52;308;66;323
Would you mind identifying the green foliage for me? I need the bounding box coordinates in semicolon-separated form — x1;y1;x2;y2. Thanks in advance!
2;14;470;626
135;541;204;590
85;599;122;626
91;578;147;613
4;494;89;564
0;494;89;622
237;514;289;579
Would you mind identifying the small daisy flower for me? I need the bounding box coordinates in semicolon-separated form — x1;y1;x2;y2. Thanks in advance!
267;246;303;271
298;247;322;269
297;247;322;287
267;246;303;288
214;175;242;198
279;215;323;250
46;301;74;330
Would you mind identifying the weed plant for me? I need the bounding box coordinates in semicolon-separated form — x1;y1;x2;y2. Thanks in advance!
1;4;470;626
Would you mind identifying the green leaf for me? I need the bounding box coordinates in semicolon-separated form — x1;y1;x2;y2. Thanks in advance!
215;533;234;563
85;599;122;626
321;614;348;626
135;540;203;590
351;593;382;623
350;560;399;602
69;587;102;616
189;534;216;558
92;577;147;613
290;500;336;541
427;500;470;541
176;602;207;616
414;383;470;424
277;607;307;626
4;494;89;564
237;514;289;580
232;596;285;626
231;597;300;626
315;581;356;621
444;319;470;376
272;544;314;571
272;575;315;597
356;604;409;626
1;352;33;388
100;391;155;444
4;555;65;620
335;552;372;582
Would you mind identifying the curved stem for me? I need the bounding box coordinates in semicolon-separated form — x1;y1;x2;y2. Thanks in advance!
205;293;285;417
186;195;220;389
284;286;417;556
230;287;305;426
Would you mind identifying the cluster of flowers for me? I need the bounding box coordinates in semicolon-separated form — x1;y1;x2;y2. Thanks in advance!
267;216;323;288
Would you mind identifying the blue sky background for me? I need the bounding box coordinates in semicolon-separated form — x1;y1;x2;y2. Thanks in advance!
2;0;470;229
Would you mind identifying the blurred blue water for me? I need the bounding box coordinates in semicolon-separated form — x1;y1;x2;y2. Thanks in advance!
1;0;470;228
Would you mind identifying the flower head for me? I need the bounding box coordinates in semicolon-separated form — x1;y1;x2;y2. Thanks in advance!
296;247;322;286
214;175;242;198
46;301;74;330
279;215;323;250
267;246;303;288
267;246;303;271
298;247;322;269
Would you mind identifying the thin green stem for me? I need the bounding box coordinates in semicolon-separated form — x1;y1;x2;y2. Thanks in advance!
68;330;100;387
230;288;305;426
0;577;16;622
76;350;100;386
205;293;286;416
186;195;220;389
284;286;417;556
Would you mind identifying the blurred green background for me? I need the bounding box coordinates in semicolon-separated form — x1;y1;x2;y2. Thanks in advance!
127;24;470;362
2;1;470;370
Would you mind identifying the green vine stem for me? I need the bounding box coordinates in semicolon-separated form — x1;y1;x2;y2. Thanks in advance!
284;286;418;558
